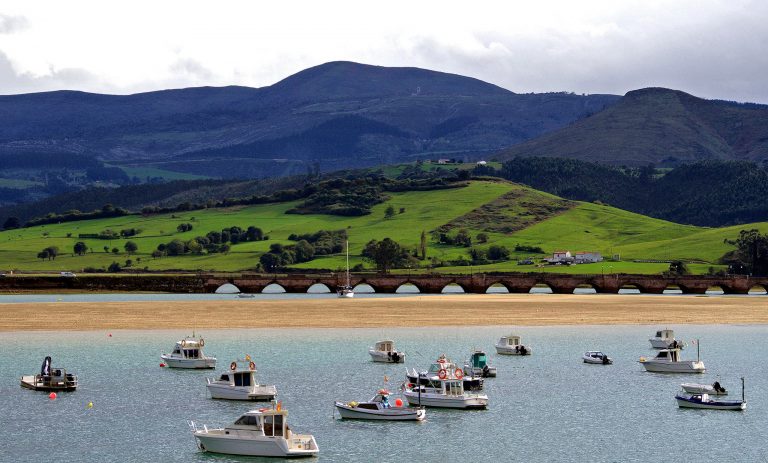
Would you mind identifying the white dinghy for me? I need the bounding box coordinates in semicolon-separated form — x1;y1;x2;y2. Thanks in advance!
206;358;277;401
680;381;728;396
190;404;319;457
495;334;531;355
582;351;613;365
335;389;425;421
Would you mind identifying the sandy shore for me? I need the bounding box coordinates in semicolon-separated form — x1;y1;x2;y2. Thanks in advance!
1;294;767;331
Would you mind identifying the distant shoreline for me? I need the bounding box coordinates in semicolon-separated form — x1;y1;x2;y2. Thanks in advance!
2;293;767;331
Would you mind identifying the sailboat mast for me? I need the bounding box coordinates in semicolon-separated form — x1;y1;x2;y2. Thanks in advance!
345;240;350;286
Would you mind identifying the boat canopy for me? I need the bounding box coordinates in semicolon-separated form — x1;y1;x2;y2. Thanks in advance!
470;352;487;368
375;340;394;351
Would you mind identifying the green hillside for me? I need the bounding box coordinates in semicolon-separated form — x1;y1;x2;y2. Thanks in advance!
0;180;764;274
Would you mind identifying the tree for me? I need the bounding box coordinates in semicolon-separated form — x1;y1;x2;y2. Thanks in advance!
187;239;203;255
259;252;282;272
487;245;511;261
723;229;768;275
166;239;187;256
384;205;395;219
177;223;193;233
246;226;264;241
476;233;488;244
73;242;88;256
363;238;410;272
103;246;109;253
108;261;122;272
124;241;138;254
399;207;406;214
111;247;120;254
669;260;690;275
37;250;49;261
419;230;427;260
44;246;59;260
455;229;472;247
2;216;20;230
151;249;164;258
294;240;315;263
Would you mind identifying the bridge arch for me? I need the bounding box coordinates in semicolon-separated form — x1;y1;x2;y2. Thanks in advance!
486;282;510;294
441;282;466;293
618;284;641;294
749;284;767;295
396;282;421;293
662;284;683;294
262;282;286;293
353;283;375;293
215;283;240;294
573;283;597;294
530;283;553;294
307;283;331;293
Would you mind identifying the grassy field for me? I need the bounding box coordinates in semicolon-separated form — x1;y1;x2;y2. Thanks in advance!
111;165;212;181
0;180;763;274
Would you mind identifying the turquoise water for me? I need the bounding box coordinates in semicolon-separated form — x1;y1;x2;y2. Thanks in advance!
1;325;764;462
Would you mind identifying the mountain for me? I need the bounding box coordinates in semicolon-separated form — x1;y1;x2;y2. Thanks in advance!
495;88;768;166
0;61;618;182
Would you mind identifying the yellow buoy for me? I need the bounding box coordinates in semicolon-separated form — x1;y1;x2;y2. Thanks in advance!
87;401;93;409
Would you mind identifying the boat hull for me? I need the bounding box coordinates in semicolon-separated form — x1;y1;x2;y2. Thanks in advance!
369;351;404;363
582;357;612;365
207;384;277;401
464;366;497;377
403;391;488;409
334;403;425;420
640;360;705;373
20;375;77;392
195;432;318;457
680;383;727;396
161;356;216;369
495;345;531;356
675;396;745;410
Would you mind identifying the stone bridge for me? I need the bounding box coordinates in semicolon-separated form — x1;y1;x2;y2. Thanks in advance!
206;273;768;295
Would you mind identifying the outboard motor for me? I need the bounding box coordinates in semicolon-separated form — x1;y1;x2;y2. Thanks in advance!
482;364;491;377
519;345;528;356
391;352;400;363
602;355;610;365
40;356;52;376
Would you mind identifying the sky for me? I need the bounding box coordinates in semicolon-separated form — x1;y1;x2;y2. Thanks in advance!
0;0;767;102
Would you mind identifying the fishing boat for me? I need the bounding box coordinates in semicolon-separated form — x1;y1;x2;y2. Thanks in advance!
189;404;319;457
464;349;497;377
407;354;484;391
649;329;684;349
582;351;613;365
495;334;531;355
337;240;354;298
20;356;78;392
206;358;277;401
681;381;728;396
639;342;705;373
676;378;745;410
403;368;489;409
369;340;405;363
161;336;216;369
335;389;426;421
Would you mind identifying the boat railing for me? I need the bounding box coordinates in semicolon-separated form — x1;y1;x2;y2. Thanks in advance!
187;420;209;434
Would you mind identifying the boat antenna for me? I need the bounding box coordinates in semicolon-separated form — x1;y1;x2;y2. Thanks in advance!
742;377;745;403
345;239;350;287
697;338;700;363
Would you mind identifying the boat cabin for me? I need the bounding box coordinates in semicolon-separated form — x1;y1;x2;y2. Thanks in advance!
501;335;521;346
653;348;681;362
218;371;255;387
232;409;290;438
654;329;674;340
374;340;395;352
468;351;489;369
172;340;205;359
442;380;465;396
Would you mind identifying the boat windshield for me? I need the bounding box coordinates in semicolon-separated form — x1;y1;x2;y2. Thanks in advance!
183;349;199;358
472;354;487;368
263;415;284;437
656;351;669;358
655;331;662;337
234;372;252;387
234;415;261;428
219;374;229;381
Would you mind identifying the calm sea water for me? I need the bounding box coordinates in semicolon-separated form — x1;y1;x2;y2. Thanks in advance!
0;325;765;462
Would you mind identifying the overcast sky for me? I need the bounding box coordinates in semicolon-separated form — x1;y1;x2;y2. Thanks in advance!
1;0;767;102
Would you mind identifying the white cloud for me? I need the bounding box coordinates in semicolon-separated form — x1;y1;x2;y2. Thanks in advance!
0;0;766;102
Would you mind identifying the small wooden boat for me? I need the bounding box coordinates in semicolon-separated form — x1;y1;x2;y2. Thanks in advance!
582;351;612;365
20;356;78;392
335;390;425;421
369;340;405;363
206;358;277;401
681;381;727;396
161;335;216;369
190;404;318;457
676;378;745;410
495;334;531;355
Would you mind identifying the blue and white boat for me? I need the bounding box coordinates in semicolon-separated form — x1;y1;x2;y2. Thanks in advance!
676;378;745;411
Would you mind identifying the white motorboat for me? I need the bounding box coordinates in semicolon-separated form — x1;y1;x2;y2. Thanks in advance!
495;334;531;355
464;350;497;377
369;340;405;363
649;329;684;349
403;370;489;409
206;358;277;401
639;344;704;373
337;240;354;298
681;381;727;396
676;378;745;410
20;356;78;392
190;405;318;457
335;389;426;421
407;354;484;391
161;336;216;369
582;351;613;365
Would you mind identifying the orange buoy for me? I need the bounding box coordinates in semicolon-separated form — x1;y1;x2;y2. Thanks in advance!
394;398;403;407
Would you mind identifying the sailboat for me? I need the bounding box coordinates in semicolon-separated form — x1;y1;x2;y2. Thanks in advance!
337;239;354;298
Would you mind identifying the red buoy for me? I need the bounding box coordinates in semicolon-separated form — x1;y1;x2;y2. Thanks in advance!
159;363;166;367
49;392;57;400
394;398;403;407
